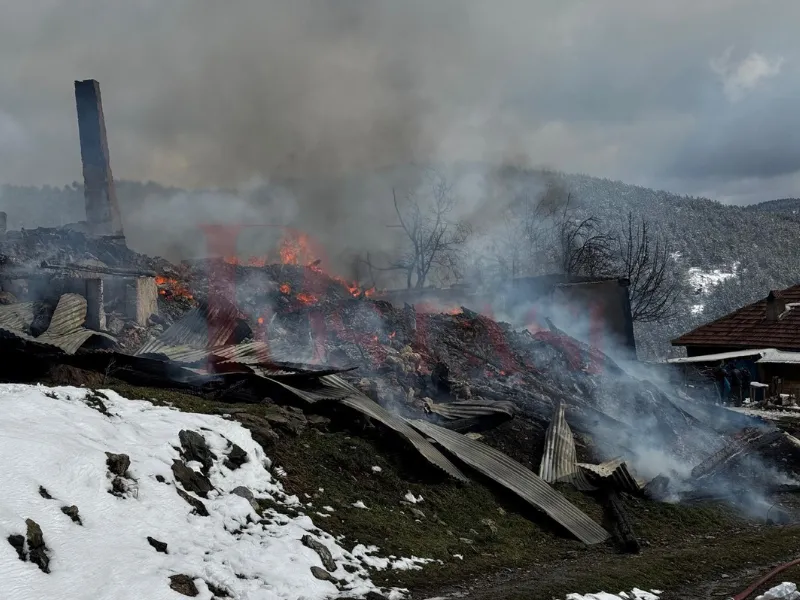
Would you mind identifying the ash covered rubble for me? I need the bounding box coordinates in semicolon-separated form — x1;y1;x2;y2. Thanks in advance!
1;230;800;549
1;78;798;557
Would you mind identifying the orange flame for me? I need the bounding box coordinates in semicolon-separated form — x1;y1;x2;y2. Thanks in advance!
296;292;317;305
215;229;384;301
155;275;193;300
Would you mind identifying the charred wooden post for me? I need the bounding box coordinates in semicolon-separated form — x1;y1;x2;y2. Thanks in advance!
126;277;158;326
84;278;106;331
600;489;640;554
74;80;124;239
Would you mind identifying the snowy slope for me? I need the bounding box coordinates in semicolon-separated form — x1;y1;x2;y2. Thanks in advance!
0;384;423;600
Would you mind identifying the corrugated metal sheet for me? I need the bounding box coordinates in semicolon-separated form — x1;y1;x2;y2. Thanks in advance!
41;294;85;335
266;374;469;482
539;402;596;492
0;302;35;331
137;345;211;363
35;294;115;354
757;349;800;364
424;399;516;420
212;341;272;364
666;349;769;364
136;300;242;356
0;295;113;355
408;419;610;545
339;395;469;483
578;458;642;494
262;376;354;403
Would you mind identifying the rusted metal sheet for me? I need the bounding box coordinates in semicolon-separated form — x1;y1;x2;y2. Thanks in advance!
424;399;516;420
408;419;610;545
578;458;642;494
539;401;596;492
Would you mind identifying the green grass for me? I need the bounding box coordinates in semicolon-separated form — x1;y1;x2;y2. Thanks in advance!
41;375;800;599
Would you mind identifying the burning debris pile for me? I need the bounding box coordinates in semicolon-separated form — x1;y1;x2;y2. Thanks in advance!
0;222;799;554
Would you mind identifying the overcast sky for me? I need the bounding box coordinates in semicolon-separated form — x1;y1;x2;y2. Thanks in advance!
0;0;797;204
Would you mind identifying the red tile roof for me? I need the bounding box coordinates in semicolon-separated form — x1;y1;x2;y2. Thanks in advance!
672;284;800;350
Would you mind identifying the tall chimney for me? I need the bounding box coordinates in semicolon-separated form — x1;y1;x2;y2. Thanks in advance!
765;290;786;321
74;80;125;239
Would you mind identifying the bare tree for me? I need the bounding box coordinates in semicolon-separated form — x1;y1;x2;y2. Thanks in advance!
384;170;472;288
558;215;615;277
476;182;576;282
614;212;681;322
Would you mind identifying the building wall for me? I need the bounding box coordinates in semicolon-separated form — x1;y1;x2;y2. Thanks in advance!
760;363;800;398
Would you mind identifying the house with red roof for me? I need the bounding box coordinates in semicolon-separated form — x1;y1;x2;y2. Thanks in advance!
671;285;800;401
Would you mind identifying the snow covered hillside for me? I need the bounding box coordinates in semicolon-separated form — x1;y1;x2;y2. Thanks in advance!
686;262;739;315
0;385;422;600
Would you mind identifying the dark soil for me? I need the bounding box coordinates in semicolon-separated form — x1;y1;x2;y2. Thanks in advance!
34;374;800;600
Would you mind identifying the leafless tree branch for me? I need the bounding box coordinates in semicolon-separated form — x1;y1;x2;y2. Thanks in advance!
614;212;681;323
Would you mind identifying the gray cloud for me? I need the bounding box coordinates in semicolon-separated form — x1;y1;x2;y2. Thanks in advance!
0;0;798;203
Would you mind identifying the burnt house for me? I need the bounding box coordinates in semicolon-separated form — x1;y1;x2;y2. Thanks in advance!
671;284;800;400
379;275;636;359
0;80;158;334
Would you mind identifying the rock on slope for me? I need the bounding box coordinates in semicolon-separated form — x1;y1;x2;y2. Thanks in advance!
0;385;422;600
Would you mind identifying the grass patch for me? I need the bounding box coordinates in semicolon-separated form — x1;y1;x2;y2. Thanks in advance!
63;380;800;599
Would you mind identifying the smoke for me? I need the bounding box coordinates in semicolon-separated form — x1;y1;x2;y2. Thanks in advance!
123;179;300;262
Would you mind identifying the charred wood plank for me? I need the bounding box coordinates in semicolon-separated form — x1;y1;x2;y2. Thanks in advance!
600;489;640;554
40;261;157;278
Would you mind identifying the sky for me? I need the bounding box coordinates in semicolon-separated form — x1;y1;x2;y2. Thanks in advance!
0;0;798;205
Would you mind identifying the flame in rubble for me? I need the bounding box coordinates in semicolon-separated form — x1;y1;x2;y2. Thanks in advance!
296;292;317;305
155;275;193;300
279;231;317;266
216;229;381;301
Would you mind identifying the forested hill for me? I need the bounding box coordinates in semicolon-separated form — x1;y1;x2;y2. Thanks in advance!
548;174;800;359
2;172;799;360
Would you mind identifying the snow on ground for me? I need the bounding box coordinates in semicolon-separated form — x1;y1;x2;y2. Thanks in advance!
0;384;429;600
756;581;800;600
730;406;800;421
564;589;661;600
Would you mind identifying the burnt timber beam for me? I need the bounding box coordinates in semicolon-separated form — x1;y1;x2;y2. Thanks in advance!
74;80;125;239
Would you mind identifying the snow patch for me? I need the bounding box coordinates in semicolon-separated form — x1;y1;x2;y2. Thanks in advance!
565;588;660;600
756;581;800;600
688;263;739;294
0;384;424;600
403;492;423;504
